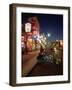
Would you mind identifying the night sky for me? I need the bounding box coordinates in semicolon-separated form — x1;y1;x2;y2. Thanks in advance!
22;13;63;41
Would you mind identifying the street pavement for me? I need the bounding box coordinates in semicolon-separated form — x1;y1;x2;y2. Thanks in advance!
22;50;63;77
27;62;63;76
22;50;40;77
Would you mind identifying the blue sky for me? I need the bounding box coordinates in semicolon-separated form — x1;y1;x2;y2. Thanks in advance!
22;13;63;41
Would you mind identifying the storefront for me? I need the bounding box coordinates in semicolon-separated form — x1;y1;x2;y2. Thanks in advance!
22;17;40;52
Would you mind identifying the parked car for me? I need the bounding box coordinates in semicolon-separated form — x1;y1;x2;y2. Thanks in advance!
37;50;53;63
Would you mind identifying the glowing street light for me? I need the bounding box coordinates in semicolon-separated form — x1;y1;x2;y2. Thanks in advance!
47;33;51;37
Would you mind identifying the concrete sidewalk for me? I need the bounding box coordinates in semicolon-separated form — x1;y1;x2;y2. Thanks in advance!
22;51;39;77
22;50;40;63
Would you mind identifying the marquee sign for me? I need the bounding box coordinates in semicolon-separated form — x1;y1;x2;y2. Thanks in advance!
25;23;31;32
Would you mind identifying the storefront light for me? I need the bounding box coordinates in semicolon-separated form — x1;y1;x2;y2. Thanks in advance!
44;37;46;40
54;47;57;52
60;40;63;46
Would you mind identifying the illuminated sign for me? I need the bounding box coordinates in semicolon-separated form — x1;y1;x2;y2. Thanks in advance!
25;23;31;32
33;31;37;35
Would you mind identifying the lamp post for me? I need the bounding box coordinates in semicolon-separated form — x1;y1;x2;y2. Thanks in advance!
47;33;51;37
46;33;51;43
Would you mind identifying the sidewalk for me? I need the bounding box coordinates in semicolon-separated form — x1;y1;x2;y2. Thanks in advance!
22;50;40;63
22;50;39;77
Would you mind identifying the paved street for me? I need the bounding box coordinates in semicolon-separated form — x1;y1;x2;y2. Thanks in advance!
22;49;63;77
27;63;63;76
22;50;40;76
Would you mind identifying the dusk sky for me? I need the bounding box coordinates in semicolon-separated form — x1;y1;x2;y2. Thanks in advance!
22;13;63;41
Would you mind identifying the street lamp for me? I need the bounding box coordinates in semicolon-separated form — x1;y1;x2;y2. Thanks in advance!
47;33;51;37
46;33;51;45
